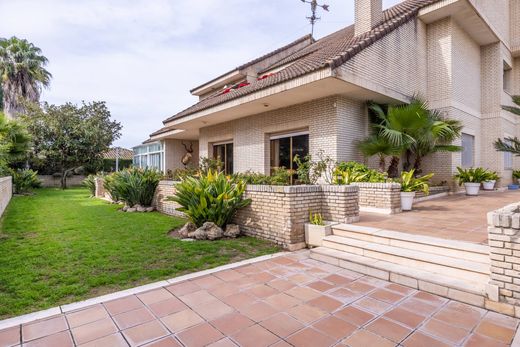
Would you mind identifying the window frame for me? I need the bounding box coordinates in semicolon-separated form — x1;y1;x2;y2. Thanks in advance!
461;133;475;168
212;141;233;175
269;131;309;183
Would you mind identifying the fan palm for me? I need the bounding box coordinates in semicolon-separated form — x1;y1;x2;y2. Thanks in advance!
495;96;520;155
0;37;51;118
0;111;31;169
357;135;401;172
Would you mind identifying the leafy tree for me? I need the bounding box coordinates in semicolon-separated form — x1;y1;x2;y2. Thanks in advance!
0;37;51;118
22;101;122;188
495;96;520;155
0;111;31;172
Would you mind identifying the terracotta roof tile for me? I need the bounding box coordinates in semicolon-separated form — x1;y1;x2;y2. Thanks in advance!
103;147;134;160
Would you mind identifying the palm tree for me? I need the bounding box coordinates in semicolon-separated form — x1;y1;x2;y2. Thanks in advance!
0;37;51;118
0;111;31;169
357;135;401;172
495;96;520;155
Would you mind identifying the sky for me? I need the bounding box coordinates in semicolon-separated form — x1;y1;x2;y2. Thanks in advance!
0;0;401;148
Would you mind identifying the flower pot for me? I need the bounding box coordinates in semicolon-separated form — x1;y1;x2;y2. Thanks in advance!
305;222;336;247
482;180;496;190
464;182;481;196
509;184;519;190
400;192;416;211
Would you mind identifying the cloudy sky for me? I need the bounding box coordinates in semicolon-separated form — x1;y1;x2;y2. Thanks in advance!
0;0;401;148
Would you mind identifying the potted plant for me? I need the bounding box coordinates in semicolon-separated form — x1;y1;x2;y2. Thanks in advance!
454;167;489;196
304;212;337;247
398;170;434;211
512;170;520;186
482;171;499;190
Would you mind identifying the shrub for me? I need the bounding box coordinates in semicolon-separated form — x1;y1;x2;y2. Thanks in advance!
234;171;273;185
293;151;336;184
398;170;434;194
454;167;491;185
105;168;162;207
333;166;370;185
165;167;198;181
513;170;520;181
336;162;387;183
11;169;41;194
83;174;97;196
309;212;324;226
169;170;251;227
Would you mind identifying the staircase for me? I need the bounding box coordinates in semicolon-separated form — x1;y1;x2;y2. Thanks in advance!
310;224;492;307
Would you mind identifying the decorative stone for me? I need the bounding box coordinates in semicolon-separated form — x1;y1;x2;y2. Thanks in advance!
188;228;207;240
224;224;240;238
136;205;146;212
179;222;197;238
122;205;129;212
126;207;137;212
189;222;223;240
145;206;155;212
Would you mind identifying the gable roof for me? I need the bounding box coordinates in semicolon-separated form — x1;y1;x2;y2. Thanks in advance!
164;0;440;124
103;147;134;160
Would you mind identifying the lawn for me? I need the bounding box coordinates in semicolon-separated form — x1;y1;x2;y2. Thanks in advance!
0;188;280;318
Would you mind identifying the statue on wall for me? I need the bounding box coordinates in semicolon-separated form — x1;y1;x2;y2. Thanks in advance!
181;141;193;166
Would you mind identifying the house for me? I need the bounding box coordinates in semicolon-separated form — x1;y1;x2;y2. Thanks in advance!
103;147;133;171
139;0;520;186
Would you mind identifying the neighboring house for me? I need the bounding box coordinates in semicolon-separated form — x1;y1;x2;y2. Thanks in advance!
142;0;520;185
102;147;133;171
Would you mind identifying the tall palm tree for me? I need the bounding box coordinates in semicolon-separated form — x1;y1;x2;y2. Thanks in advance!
495;96;520;155
0;37;51;118
0;111;31;169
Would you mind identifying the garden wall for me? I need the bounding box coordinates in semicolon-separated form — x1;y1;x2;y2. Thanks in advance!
38;175;86;188
153;180;184;217
353;182;402;214
0;176;12;218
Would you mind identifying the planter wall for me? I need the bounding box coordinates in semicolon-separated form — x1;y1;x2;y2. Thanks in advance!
353;182;402;214
0;176;12;218
153;180;184;217
38;175;86;188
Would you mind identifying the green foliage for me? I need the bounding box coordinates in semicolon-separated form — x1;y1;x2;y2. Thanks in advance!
486;171;500;181
169;170;251;227
502;95;520;116
10;168;41;194
495;137;520;156
83;174;97;196
199;157;223;175
165;167;199;181
336;161;387;183
309;212;324;226
104;168;162;207
398;170;433;194
0;112;30;170
454;167;491;185
234;171;274;185
293;151;336;184
270;167;293;185
333;166;369;185
513;170;520;180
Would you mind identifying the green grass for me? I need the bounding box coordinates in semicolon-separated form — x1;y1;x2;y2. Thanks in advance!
0;188;280;318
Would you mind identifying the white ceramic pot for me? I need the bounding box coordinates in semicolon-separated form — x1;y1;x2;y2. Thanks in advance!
464;182;481;196
482;180;496;190
400;191;416;211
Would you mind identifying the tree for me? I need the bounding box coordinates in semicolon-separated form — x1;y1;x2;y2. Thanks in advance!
0;111;31;172
495;96;520;155
22;101;122;188
357;135;401;172
0;37;51;119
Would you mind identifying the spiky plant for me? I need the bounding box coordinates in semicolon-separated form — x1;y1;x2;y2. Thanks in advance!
495;96;520;155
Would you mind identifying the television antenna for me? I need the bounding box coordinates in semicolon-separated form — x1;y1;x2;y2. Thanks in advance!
300;0;330;37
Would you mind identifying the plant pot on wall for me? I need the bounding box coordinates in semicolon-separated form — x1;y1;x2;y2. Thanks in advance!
482;180;496;190
305;222;336;247
400;192;416;211
464;182;481;196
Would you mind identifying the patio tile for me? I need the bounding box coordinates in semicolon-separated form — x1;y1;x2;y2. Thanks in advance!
287;273;315;285
248;271;276;283
71;317;118;345
285;286;321;301
307;295;343;312
137;288;174;305
213;269;244;282
328;288;363;304
402;331;451;347
463;333;509;347
165;281;200;297
312;315;357;340
104;296;144;316
178;290;217;307
264;292;301;310
66;305;109;328
141;336;182;347
308;280;335;292
365;317;412;343
78;332;128;347
240;301;278;322
112;307;155;330
341;329;395;347
23;331;74;347
385;283;415;296
220;292;256;310
267;279;295;291
482;311;518;329
398;297;440;317
160;309;204;332
474;319;516;344
334;306;375;326
287;304;327;324
191;275;225;289
323;274;354;285
232;324;279;347
176;322;224;347
210;313;255;335
246;284;278;299
432;301;485;331
384;307;427;329
0;326;19;347
207;338;238;347
343;281;375;294
122;320;169;346
271;257;295;265
369;289;405;304
147;297;187;318
208;283;240;299
420;318;470;345
191;299;234;320
271;341;292;347
259;313;304;338
412;291;448;307
286;327;336;347
22;316;68;342
354;297;392;314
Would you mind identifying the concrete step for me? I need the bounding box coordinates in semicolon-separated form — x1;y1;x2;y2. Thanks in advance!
332;224;489;264
322;235;488;283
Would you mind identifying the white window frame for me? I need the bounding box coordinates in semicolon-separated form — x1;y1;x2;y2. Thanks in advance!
132;141;165;172
504;135;513;170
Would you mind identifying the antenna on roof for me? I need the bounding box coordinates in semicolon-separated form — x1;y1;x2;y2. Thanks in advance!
300;0;330;37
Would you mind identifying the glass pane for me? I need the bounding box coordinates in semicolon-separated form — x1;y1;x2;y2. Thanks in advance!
461;134;474;167
213;145;225;164
292;134;309;167
225;144;233;174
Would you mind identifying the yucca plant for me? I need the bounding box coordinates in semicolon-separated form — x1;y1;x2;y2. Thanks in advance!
454;167;490;185
106;168;162;206
83;174;96;196
398;169;433;194
169;170;251;227
10;168;41;194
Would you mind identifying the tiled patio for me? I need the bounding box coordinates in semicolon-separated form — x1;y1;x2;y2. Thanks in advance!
0;251;517;347
355;190;520;244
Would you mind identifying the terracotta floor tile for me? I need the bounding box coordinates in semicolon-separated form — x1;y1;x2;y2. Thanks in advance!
213;269;244;282
104;296;144;316
78;332;128;347
420;318;470;345
165;281;200;297
240;301;278;322
286;327;336;347
264;292;301;310
0;326;19;347
474;320;515;344
271;257;296;265
285;286;321;301
22;316;69;342
328;288;363;304
323;274;354;285
113;307;155;330
334;306;375;327
209;283;240;299
192;275;225;289
385;283;415;296
482;311;518;329
71;317;118;345
220;292;256;310
147;297;187;318
463;333;509;347
235;264;261;275
412;291;448;307
343;281;375;294
365;317;412;343
354;297;392;315
248;271;276;283
122;320;169;346
260;313;304;338
312;315;357;340
66;305;109;328
307;295;343;312
192;299;234;320
402;331;451;347
247;284;278;299
207;337;238;347
287;273;315;285
232;324;280;347
384;307;427;329
23;331;74;347
369;289;405;304
137;288;174;305
341;329;395;347
398;297;439;317
178;290;217;307
141;336;182;347
177;322;224;347
308;280;335;292
287;304;327;324
271;341;292;347
210;313;254;335
160;309;204;332
267;279;296;291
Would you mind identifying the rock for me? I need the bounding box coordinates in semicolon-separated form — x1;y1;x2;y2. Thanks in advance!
189;222;224;240
188;229;207;240
224;224;240;238
179;222;197;238
126;207;137;212
122;205;129;212
181;238;195;242
136;205;146;212
145;206;155;212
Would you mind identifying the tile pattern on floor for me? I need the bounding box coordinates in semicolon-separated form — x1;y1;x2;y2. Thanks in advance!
0;250;518;347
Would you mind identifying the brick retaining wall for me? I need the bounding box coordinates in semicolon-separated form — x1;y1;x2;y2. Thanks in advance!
0;176;12;218
153;180;184;217
353;182;402;214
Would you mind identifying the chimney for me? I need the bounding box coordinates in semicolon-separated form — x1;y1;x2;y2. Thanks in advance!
355;0;383;36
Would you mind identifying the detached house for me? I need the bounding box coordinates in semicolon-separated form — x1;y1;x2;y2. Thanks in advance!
137;0;520;186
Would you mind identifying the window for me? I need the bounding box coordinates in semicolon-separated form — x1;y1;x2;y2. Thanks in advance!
504;62;512;93
132;142;164;171
213;142;233;174
505;137;513;169
461;133;474;168
270;131;309;182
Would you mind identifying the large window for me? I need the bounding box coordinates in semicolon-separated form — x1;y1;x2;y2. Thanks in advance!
213;142;233;174
461;133;474;168
270;131;309;182
505;137;513;169
133;142;164;172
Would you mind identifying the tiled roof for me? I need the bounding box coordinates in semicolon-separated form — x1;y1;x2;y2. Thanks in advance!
149;124;177;137
103;147;134;160
164;0;440;123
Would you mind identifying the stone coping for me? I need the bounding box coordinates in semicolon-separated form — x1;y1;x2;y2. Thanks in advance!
0;176;11;183
352;182;401;188
487;202;520;228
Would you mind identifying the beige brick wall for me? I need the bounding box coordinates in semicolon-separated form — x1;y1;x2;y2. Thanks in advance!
164;139;199;172
471;0;511;45
353;182;402;214
355;0;383;36
153;180;185;217
0;176;12;218
512;0;520;54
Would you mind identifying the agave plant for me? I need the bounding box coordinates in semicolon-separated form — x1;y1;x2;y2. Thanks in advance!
10;168;41;194
105;168;162;206
169;170;251;227
83;174;97;196
454;167;490;185
398;170;434;194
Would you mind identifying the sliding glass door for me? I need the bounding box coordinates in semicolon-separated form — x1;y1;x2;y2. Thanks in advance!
270;132;309;182
213;142;233;174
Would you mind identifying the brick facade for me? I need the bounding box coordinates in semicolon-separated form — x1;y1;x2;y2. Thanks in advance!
153;180;185;217
0;176;12;218
353;182;402;214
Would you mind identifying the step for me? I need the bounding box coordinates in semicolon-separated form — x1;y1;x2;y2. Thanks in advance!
322;235;489;283
310;247;487;307
332;224;489;264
